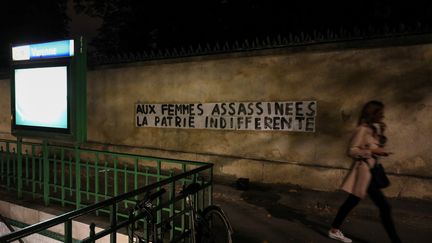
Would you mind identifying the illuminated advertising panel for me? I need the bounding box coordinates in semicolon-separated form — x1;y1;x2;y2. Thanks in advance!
10;38;86;142
14;66;69;129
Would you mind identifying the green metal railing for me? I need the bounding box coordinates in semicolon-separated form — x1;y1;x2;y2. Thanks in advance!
0;138;213;242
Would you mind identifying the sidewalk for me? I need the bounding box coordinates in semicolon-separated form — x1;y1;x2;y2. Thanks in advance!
213;182;432;243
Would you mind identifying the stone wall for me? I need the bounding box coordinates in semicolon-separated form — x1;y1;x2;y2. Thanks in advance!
1;38;432;199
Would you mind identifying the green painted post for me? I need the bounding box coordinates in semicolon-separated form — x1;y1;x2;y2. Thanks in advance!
192;174;198;211
156;160;161;226
95;154;99;216
43;140;49;205
169;170;175;240
32;145;36;199
69;156;73;196
54;154;57;193
12;148;16;181
86;160;90;200
156;160;161;182
6;142;10;189
75;145;81;209
61;149;65;207
181;163;186;233
209;166;213;206
114;157;118;197
64;220;72;243
123;164;127;208
74;36;87;144
17;138;22;198
25;150;29;187
134;158;138;200
104;161;108;199
39;152;42;190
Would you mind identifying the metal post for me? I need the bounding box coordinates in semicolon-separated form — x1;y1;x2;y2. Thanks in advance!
124;164;127;208
86;160;90;200
25;149;29;187
31;145;36;199
64;220;72;243
17;137;22;198
104;161;108;199
61;149;65;206
128;209;134;243
43;140;49;205
134;158;138;200
75;144;81;209
54;154;58;193
6;142;10;189
89;223;96;243
209;166;213;206
181;163;186;233
95;154;99;216
110;203;117;243
170;171;175;240
114;157;118;197
156;160;161;227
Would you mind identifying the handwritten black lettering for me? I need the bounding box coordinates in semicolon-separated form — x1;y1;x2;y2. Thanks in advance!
295;102;304;116
238;103;247;115
285;102;294;116
211;104;220;116
281;117;292;130
264;117;272;129
306;101;316;116
197;103;204;115
256;102;263;115
306;117;314;132
295;116;305;130
255;117;262;130
228;103;236;115
275;102;284;115
247;103;254;115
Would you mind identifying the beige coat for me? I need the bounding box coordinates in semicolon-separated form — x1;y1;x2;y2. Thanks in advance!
341;124;380;198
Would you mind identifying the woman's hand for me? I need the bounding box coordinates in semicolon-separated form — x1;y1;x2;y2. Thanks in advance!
371;147;392;156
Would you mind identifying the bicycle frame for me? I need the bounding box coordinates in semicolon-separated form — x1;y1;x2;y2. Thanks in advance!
129;183;232;243
185;194;198;243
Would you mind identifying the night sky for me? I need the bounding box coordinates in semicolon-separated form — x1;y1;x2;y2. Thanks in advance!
2;0;432;68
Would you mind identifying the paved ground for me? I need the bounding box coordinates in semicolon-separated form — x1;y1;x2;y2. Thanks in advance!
1;181;431;243
213;182;432;243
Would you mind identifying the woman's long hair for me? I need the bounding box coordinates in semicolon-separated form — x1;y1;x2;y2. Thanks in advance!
358;100;387;145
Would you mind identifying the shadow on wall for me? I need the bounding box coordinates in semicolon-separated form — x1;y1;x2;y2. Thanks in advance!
314;51;432;141
385;67;432;104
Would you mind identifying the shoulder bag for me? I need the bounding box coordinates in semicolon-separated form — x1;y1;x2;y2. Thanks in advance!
362;160;390;189
370;163;390;188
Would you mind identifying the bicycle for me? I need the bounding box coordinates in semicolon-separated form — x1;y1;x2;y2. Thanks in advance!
128;183;233;243
127;187;168;243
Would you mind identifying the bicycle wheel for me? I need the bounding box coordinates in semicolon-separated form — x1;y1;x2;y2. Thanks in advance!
198;205;233;243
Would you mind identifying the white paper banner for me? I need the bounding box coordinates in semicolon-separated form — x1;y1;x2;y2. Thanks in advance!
135;101;317;132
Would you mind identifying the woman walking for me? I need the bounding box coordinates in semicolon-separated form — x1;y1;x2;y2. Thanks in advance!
328;100;402;243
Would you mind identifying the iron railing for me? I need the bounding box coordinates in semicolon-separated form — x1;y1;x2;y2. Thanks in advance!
0;138;213;242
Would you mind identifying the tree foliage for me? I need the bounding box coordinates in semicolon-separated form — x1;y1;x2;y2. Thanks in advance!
0;0;69;68
74;0;432;55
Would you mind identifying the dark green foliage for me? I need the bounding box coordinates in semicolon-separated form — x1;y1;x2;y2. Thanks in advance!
74;1;432;55
0;0;69;68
